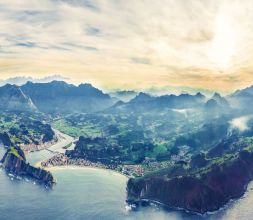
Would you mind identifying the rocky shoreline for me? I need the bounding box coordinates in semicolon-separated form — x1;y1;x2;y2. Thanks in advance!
127;150;253;214
1;147;56;188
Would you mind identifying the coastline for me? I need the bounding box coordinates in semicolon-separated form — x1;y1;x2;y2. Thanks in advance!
43;164;129;179
31;137;253;217
127;180;253;216
12;129;253;217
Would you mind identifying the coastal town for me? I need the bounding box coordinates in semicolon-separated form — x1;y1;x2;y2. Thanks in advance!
39;150;187;178
40;153;145;177
37;134;192;178
19;138;58;153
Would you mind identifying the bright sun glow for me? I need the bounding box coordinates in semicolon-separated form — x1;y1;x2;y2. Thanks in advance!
1;1;253;92
209;13;237;70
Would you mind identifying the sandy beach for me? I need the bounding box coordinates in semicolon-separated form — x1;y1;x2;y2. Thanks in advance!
45;165;129;179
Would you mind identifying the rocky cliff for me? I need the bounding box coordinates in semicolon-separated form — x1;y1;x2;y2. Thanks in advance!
1;147;55;187
127;150;253;214
0;132;12;147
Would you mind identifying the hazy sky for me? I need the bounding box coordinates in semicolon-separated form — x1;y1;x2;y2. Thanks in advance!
1;0;253;92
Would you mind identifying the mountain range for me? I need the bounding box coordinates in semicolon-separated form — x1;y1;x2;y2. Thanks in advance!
0;81;114;114
0;80;252;115
228;85;253;113
21;81;114;114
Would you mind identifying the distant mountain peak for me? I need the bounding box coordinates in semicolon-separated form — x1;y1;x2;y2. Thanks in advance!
20;81;114;114
78;83;92;87
179;93;191;97
110;90;138;102
49;80;70;86
77;83;110;98
232;85;253;97
212;92;222;99
1;83;23;94
130;92;153;103
138;92;151;97
205;99;218;109
112;100;125;107
78;83;96;90
0;84;36;112
211;92;229;107
195;92;205;98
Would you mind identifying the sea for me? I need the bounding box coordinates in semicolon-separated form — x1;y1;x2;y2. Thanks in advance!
1;147;253;220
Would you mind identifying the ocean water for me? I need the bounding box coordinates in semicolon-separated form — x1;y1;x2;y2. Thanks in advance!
1;147;253;220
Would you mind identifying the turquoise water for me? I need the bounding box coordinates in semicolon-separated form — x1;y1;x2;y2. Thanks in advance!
1;147;253;220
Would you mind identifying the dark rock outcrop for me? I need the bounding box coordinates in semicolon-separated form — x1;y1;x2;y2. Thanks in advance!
127;150;253;214
1;147;55;187
0;132;12;147
189;153;208;169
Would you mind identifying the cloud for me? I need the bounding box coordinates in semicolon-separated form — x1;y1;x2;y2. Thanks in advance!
86;26;101;36
0;0;253;91
15;42;36;47
0;74;69;86
229;115;252;132
55;0;100;11
131;57;151;65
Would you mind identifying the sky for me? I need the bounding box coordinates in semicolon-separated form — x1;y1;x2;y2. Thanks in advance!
1;0;253;92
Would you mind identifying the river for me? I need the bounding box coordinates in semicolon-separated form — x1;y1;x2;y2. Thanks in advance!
26;129;75;165
1;130;253;220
